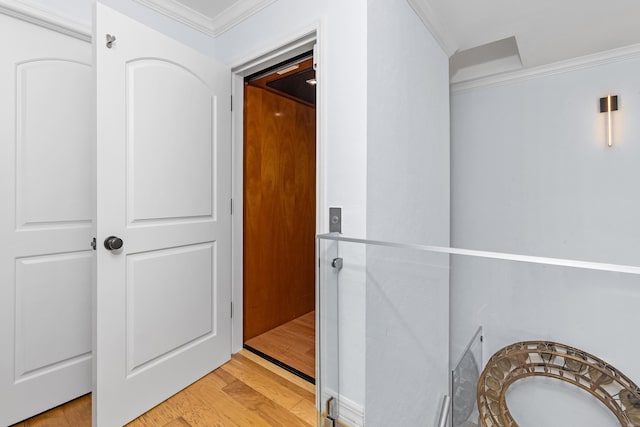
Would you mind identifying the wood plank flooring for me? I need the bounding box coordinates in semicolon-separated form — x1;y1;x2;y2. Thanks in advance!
11;351;317;427
244;311;315;379
11;394;91;427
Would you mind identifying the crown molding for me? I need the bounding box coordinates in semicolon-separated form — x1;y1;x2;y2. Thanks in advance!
451;43;640;93
211;0;275;36
0;0;90;41
132;0;216;35
132;0;275;37
406;0;457;56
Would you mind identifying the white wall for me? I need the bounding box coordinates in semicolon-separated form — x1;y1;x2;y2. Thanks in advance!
451;56;640;426
365;0;450;425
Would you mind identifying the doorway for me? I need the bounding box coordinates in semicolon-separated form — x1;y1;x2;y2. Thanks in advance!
242;53;317;383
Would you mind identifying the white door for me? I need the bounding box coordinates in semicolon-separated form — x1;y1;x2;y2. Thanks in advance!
94;3;232;426
0;13;93;426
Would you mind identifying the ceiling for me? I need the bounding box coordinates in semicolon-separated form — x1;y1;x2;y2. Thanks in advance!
412;0;640;82
176;0;238;18
153;0;640;82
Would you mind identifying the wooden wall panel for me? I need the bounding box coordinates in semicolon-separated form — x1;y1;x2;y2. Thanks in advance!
243;85;316;341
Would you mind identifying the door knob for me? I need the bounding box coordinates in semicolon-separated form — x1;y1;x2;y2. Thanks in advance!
104;236;123;251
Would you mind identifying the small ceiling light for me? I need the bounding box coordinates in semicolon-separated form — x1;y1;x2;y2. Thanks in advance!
306;78;317;86
276;64;299;75
600;95;619;147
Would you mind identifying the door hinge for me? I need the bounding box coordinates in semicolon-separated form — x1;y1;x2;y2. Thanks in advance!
231;302;233;318
230;199;233;215
90;237;97;250
230;95;233;112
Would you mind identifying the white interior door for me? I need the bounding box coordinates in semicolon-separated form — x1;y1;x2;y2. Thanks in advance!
95;3;232;426
0;13;93;426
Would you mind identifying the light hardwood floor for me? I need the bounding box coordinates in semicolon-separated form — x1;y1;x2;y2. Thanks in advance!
244;311;315;380
12;351;317;427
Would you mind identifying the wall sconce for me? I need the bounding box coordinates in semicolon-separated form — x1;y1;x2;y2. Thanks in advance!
599;95;619;147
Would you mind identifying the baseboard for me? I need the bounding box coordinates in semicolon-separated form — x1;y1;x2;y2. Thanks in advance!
322;389;365;427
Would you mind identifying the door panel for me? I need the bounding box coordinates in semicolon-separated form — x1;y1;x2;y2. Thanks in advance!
126;243;216;371
16;60;93;227
15;253;92;377
126;59;214;223
243;85;316;340
0;14;92;426
95;4;231;426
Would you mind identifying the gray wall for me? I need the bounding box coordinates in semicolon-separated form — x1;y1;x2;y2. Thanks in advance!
366;0;450;425
367;0;450;247
451;58;640;265
451;56;640;426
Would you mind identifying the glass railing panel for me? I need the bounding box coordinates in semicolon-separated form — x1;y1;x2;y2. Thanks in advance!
317;237;340;426
364;242;450;427
317;234;640;427
317;235;451;427
449;253;640;427
318;236;367;426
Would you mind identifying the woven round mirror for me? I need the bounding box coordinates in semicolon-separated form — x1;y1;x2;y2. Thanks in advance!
477;341;640;427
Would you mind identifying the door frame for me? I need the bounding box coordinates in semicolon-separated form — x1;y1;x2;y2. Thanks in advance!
230;23;327;352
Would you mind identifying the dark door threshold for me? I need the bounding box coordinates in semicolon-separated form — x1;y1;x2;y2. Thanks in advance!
243;344;316;385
